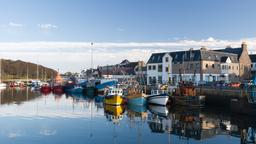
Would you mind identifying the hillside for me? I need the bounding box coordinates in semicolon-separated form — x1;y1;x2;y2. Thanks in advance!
1;59;57;81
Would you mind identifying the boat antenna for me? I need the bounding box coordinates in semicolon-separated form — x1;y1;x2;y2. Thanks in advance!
91;42;94;73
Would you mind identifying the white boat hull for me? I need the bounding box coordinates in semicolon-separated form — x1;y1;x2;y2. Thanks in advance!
147;94;169;106
0;83;6;88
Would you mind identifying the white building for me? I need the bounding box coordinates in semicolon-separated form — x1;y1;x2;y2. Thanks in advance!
146;53;172;85
250;54;256;74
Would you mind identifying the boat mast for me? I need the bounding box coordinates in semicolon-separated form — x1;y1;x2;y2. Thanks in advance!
37;63;39;81
91;42;94;79
26;63;29;83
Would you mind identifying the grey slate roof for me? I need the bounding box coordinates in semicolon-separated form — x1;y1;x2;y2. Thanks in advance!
250;54;256;63
220;57;228;63
214;47;243;58
147;53;166;63
147;49;239;64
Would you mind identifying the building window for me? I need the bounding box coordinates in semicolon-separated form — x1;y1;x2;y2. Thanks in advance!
190;64;193;69
212;64;215;69
152;56;155;61
165;57;169;62
196;63;199;68
158;76;162;83
232;66;234;70
152;77;156;84
251;64;253;68
205;64;208;68
229;66;231;69
148;65;152;70
158;64;162;72
166;67;169;72
157;56;161;61
222;65;225;70
152;65;156;70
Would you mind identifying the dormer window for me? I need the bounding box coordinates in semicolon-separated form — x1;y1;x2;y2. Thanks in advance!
152;56;155;61
157;56;161;61
165;57;169;62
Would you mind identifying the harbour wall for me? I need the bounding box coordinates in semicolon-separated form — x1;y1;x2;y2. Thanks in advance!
196;87;248;106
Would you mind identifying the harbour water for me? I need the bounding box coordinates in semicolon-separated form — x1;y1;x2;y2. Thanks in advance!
0;88;253;144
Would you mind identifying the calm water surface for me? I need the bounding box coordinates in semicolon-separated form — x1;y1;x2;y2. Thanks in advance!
0;88;254;144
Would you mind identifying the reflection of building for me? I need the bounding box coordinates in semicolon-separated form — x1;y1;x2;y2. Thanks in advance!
147;108;235;141
231;114;256;144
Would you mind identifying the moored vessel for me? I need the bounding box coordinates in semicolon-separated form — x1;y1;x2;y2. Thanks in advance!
104;87;125;105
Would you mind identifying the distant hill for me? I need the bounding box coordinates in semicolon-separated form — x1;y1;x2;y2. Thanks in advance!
1;59;57;81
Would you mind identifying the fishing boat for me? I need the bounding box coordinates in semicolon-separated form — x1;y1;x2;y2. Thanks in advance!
104;87;125;105
170;69;205;107
52;72;64;94
40;83;52;94
67;85;83;94
230;76;256;115
146;90;169;106
171;82;205;107
127;93;147;106
126;87;147;106
96;79;118;95
123;79;147;106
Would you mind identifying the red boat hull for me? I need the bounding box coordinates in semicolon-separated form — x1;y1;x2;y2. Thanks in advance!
53;85;64;94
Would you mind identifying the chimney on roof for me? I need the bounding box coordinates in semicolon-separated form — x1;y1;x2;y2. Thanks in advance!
242;42;248;51
226;45;232;48
200;46;207;51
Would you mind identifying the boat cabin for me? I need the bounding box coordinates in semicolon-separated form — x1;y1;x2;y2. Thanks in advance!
151;90;167;95
107;88;123;96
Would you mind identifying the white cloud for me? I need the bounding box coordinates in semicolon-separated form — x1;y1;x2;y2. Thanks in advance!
38;24;58;30
0;37;255;72
8;22;23;27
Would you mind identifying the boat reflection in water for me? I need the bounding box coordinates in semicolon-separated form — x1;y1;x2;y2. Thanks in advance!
0;88;41;105
0;88;255;144
127;104;147;121
148;104;169;118
104;104;125;124
147;105;172;134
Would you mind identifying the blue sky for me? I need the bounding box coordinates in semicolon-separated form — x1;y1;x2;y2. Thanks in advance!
0;0;256;72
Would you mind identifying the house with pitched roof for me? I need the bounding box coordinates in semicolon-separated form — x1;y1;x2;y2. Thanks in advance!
214;42;251;79
146;53;172;85
249;54;256;75
146;42;250;85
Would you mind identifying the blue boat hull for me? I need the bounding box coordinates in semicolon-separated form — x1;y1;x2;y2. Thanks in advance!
96;81;117;91
67;87;83;94
128;103;147;113
128;97;146;106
